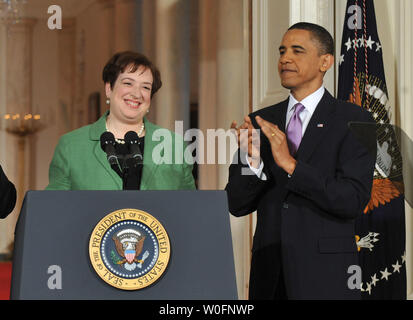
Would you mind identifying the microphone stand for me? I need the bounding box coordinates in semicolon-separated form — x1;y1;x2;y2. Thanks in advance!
122;165;129;190
121;155;134;190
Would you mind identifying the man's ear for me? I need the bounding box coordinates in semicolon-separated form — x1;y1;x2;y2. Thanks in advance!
320;54;334;72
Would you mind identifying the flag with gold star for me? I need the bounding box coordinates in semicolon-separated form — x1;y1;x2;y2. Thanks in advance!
337;0;406;299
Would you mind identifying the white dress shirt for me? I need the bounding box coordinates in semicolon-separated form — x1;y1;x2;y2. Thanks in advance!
248;86;325;180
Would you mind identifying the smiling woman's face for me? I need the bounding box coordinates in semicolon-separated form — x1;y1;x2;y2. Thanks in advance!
105;64;153;125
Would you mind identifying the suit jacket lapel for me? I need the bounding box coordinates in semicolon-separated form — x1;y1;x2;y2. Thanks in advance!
90;111;122;189
253;98;288;132
295;90;337;162
274;101;288;132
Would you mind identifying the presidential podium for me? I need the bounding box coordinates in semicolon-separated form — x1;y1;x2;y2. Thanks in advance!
10;190;238;300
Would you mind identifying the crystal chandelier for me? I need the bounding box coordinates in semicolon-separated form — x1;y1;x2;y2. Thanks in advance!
0;0;27;25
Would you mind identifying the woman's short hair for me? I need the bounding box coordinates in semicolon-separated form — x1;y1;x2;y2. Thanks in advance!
102;51;162;97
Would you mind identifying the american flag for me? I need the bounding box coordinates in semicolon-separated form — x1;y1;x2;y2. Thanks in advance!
337;0;406;299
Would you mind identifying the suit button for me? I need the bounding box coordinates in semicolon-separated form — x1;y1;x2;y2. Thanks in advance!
282;202;288;209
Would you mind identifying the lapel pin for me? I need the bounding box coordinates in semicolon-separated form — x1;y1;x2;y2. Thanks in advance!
317;124;324;128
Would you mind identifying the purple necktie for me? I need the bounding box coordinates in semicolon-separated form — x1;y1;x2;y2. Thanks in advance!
286;103;305;155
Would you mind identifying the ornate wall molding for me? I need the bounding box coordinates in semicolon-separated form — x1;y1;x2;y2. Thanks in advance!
290;0;335;95
252;0;335;110
290;0;334;32
0;23;8;255
198;0;251;299
0;22;7;164
252;0;290;110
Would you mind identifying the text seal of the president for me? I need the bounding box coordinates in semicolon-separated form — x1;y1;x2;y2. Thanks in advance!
89;208;170;290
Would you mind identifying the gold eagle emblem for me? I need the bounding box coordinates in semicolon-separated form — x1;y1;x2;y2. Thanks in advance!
364;178;404;214
112;229;146;265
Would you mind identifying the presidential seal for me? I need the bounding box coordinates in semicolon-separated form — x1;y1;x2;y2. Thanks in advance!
89;208;170;290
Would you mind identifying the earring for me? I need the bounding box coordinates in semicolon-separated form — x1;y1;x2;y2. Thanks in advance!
106;99;110;105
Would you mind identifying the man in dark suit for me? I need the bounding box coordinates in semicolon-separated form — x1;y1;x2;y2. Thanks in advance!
226;22;376;299
0;165;16;219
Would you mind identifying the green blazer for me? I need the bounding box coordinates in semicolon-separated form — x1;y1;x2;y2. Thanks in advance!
46;113;195;190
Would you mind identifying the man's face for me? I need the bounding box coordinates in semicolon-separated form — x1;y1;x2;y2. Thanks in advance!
278;29;330;98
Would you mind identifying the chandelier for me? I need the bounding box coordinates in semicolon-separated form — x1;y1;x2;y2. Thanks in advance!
0;0;27;25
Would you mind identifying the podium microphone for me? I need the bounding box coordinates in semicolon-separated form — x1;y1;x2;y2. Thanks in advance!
124;131;143;166
100;132;120;169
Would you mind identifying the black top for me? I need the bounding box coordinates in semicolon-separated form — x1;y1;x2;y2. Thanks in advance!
113;137;145;190
0;165;16;218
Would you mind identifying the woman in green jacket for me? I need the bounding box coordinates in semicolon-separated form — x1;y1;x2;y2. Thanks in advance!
46;51;195;191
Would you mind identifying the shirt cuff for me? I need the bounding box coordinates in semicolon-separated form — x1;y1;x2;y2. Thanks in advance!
246;154;267;181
